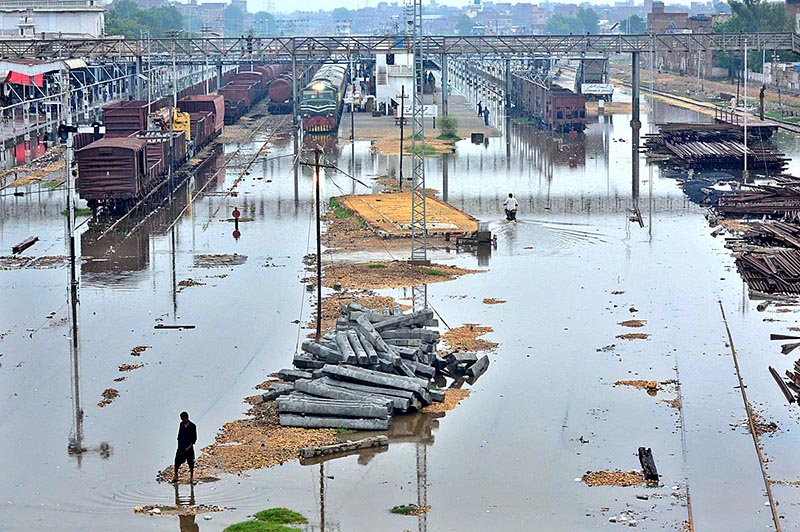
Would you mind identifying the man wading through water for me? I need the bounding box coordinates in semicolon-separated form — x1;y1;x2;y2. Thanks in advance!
172;411;197;484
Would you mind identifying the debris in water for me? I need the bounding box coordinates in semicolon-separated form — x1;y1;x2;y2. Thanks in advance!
97;388;119;407
616;332;650;340
118;363;144;372
482;298;507;305
193;253;247;268
130;345;150;357
617;320;646;328
581;469;645;487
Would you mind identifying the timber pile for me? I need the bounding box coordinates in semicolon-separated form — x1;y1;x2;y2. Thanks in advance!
780;358;800;402
266;303;490;431
716;179;800;220
644;123;788;172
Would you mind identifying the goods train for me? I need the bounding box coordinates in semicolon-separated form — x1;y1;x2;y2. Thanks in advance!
300;63;348;134
511;73;587;133
76;64;288;212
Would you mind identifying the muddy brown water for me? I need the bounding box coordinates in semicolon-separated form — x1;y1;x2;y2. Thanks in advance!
2;93;800;531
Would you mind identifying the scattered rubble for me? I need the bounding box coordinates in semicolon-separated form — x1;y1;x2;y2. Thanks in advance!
421;389;471;414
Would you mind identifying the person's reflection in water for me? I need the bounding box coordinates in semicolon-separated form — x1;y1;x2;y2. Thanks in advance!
174;482;199;532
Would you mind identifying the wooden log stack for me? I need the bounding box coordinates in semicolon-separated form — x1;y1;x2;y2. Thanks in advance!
264;303;490;431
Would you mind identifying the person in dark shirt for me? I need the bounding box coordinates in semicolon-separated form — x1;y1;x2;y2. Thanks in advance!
171;411;197;484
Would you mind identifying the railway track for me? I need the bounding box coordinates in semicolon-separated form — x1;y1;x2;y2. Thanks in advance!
95;104;291;245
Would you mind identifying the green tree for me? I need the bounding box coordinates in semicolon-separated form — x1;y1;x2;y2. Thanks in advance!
715;0;794;73
253;11;275;36
224;4;245;36
104;0;184;38
455;14;474;35
620;14;646;34
576;7;599;34
546;8;599;34
331;7;351;21
545;14;575;34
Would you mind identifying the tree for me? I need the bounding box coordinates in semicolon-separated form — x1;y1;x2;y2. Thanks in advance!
576;7;599;34
331;7;351;21
714;0;794;72
455;14;474;35
224;4;245;36
253;11;275;36
545;14;575;34
545;8;600;34
105;0;185;38
620;14;646;34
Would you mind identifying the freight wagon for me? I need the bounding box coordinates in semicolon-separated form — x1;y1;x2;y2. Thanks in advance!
511;74;587;133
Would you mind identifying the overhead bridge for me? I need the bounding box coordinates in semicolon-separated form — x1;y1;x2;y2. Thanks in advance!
1;32;799;61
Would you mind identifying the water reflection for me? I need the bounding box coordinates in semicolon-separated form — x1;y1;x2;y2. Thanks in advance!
174;483;199;532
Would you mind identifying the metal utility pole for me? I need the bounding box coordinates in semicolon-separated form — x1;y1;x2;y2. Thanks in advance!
409;0;428;265
398;84;406;190
314;147;322;342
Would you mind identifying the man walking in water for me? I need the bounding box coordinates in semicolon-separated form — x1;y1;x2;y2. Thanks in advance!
503;193;519;221
172;411;197;484
477;100;483;116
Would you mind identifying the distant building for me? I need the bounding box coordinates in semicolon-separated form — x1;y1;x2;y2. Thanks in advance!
787;0;800;32
0;0;104;37
647;2;714;77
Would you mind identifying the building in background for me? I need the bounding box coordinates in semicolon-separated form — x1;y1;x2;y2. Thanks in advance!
0;0;104;38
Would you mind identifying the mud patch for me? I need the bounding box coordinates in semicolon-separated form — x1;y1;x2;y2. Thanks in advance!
482;298;506;305
616;332;650;340
582;470;645;487
178;278;206;291
97;388;119;407
321;261;478;290
441;324;498;352
307;289;406;336
421;389;470;413
618;320;646;328
193;253;247;268
119;363;144;372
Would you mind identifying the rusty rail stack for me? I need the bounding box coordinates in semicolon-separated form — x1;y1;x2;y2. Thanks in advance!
644;123;788;173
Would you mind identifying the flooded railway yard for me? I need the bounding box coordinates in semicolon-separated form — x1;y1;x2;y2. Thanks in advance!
4;91;800;532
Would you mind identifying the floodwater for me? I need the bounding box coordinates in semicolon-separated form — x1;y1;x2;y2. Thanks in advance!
2;92;800;532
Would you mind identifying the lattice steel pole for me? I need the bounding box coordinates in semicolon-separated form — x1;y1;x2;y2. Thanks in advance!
409;0;428;265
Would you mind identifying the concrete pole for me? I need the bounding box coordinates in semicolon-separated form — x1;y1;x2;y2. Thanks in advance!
631;51;640;206
441;53;448;116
